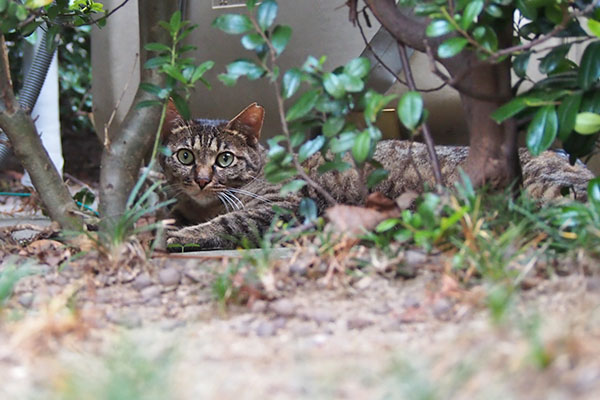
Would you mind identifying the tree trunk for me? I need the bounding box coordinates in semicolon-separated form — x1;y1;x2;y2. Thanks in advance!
99;0;176;222
0;35;82;230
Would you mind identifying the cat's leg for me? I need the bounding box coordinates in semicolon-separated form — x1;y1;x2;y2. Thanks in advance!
166;206;288;250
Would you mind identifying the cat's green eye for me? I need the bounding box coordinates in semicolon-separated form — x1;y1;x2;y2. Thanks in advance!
177;149;195;165
216;151;235;167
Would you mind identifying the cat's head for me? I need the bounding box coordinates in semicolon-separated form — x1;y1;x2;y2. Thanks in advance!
160;102;265;204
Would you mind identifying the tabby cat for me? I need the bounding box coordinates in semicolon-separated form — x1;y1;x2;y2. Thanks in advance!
159;102;594;250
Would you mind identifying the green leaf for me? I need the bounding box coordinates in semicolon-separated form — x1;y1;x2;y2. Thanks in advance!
588;19;600;39
144;56;170;69
539;44;570;75
191;60;215;84
516;0;537;20
169;10;182;32
163;65;187;84
298;135;325;163
323;116;345;137
286;89;319;121
437;37;468;58
485;4;503;18
344;57;370;79
144;42;171;52
318;161;352;174
397;91;423;131
241;33;265;50
299;198;318;223
212;14;252;34
172;93;190;120
367;169;389;189
323;72;345;99
0;0;9;12
574;112;600;135
257;0;278;30
271;25;291;55
338;73;364;92
15;4;28;21
526;106;558;156
329;131;357;154
426;19;455;37
472;26;498;52
513;52;531;78
280;179;306;196
225;59;265;81
281;68;302;99
588;178;600;210
557;93;582;141
461;0;483;30
491;97;527;123
352;130;371;164
364;91;396;123
577;41;600;90
246;0;259;11
136;100;162;109
375;218;400;233
139;83;162;96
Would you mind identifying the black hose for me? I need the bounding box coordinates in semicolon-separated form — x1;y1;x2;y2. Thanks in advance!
0;28;57;166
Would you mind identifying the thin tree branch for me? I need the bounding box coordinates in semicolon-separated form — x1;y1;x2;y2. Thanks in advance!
397;42;443;188
0;35;82;230
248;13;337;206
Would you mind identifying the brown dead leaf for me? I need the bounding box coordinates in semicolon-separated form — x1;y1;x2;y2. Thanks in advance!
326;192;401;236
395;190;419;210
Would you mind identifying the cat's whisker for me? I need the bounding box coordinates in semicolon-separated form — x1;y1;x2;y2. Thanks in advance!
216;192;232;212
223;190;245;210
220;191;243;210
227;188;272;204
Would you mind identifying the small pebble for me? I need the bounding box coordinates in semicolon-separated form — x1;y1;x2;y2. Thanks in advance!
141;285;161;302
251;300;267;313
18;293;34;308
270;298;296;317
256;321;276;337
159;267;181;287
11;229;39;245
132;273;153;291
347;317;373;330
308;309;335;324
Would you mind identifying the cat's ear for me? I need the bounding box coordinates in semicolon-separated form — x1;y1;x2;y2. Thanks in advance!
225;103;264;145
161;98;184;140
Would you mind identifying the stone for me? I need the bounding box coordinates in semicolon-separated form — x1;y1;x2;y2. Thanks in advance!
308;309;335;324
347;317;373;330
256;321;276;337
132;273;153;291
18;293;34;308
270;298;296;317
11;229;39;245
106;310;142;328
251;300;267;313
158;267;181;287
140;285;161;302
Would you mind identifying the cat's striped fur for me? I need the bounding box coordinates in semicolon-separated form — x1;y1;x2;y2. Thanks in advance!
160;103;594;250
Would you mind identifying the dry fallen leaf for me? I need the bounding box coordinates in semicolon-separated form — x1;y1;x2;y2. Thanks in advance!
325;192;400;236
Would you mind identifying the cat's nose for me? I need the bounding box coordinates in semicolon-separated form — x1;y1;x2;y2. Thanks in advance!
195;177;210;189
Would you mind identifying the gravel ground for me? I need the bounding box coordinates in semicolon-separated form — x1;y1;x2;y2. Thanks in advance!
0;242;599;400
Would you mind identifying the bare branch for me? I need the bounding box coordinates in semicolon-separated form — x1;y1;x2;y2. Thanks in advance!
397;42;443;188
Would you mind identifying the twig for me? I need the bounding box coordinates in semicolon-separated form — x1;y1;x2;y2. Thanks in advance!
248;13;337;205
397;42;443;188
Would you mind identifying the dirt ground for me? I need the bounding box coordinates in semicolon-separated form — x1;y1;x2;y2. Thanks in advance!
0;239;599;400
